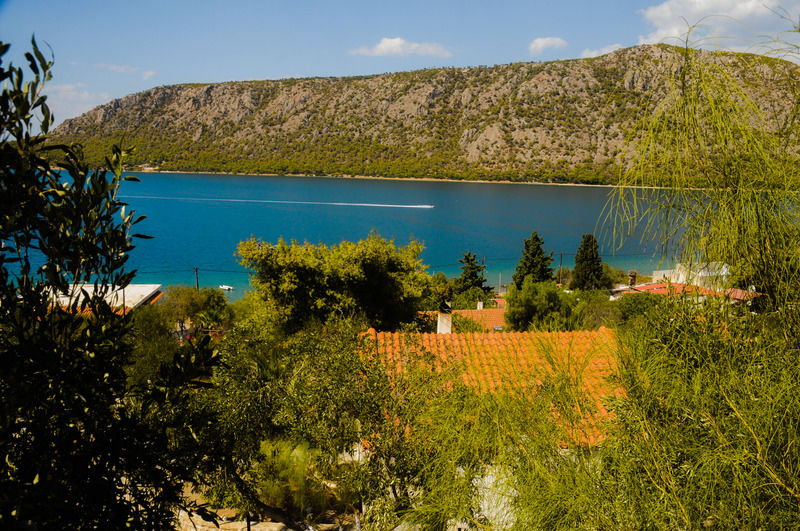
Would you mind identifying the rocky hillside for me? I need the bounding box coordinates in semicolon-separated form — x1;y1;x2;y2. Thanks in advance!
51;44;795;184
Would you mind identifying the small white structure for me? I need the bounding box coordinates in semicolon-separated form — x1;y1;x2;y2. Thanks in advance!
53;284;162;311
653;262;729;291
437;312;452;334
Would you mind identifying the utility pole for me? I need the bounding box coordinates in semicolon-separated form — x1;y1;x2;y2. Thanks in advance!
559;252;563;284
194;267;199;291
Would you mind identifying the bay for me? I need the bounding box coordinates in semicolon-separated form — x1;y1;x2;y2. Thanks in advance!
120;172;666;299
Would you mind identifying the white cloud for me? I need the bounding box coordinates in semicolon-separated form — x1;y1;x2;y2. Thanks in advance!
638;0;800;48
580;43;624;58
528;37;568;57
45;83;112;125
94;62;139;74
349;37;452;57
93;63;157;80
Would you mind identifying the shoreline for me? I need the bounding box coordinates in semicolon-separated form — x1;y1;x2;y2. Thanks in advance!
128;168;716;192
130;168;676;190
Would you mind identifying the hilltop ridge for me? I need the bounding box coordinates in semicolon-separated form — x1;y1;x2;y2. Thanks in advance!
52;44;795;184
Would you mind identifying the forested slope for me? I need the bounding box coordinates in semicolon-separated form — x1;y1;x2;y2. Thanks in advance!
51;44;796;184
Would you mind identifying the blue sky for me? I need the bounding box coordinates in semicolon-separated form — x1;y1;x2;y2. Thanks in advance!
2;0;799;125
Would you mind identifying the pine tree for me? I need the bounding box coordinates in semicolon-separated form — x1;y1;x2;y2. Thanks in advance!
512;231;553;289
453;251;489;296
569;234;611;290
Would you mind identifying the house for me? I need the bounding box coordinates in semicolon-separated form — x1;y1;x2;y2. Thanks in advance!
52;283;163;314
366;327;620;446
611;281;758;303
653;262;729;290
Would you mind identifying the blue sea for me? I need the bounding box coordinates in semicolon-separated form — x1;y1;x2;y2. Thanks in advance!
119;173;666;300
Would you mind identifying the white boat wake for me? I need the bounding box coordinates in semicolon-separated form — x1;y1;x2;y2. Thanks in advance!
119;195;435;209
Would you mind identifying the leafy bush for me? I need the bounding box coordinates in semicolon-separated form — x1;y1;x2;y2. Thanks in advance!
237;232;428;332
505;279;576;331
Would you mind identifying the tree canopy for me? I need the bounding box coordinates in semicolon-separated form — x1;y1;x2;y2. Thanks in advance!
512;230;553;289
0;39;220;528
237;232;429;332
569;233;611;290
504;279;574;331
453;251;490;295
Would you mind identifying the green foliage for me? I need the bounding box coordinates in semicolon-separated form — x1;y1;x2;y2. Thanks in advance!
127;286;232;388
252;439;330;518
451;312;488;333
421;271;453;311
594;299;800;528
569;233;612;290
512;230;553;288
601;262;627;286
390;300;800;529
451;286;495;310
587;31;800;528
453;251;492;301
237;232;428;332
160;284;232;334
128;302;181;388
608;40;800;307
572;290;620;330
505;279;576;331
193;312;463;528
616;292;662;324
196;316;378;522
0;39;217;528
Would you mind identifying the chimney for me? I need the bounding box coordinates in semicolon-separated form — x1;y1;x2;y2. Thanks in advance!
476;300;484;310
437;301;452;334
628;269;637;287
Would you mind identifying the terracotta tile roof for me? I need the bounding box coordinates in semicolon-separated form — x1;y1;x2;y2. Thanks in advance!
365;327;620;445
722;287;760;301
615;282;758;301
452;308;507;331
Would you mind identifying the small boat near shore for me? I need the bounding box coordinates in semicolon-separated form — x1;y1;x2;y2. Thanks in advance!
218;285;234;291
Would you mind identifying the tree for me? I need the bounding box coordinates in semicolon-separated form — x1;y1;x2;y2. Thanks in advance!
192;309;463;529
453;251;490;297
504;278;575;331
594;31;800;528
569;234;611;290
237;232;429;332
127;286;231;388
159;284;232;335
512;230;553;289
0;39;216;528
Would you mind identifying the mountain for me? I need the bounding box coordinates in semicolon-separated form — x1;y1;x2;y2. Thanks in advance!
51;44;795;184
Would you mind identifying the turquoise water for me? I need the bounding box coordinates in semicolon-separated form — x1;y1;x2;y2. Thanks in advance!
119;173;665;299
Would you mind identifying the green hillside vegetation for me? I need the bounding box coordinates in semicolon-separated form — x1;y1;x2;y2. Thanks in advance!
50;44;798;186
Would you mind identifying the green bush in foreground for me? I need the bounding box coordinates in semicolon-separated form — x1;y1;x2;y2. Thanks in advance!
0;39;218;528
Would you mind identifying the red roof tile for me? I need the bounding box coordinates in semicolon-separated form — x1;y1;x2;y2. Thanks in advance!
616;282;758;301
452;308;507;331
365;328;620;445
